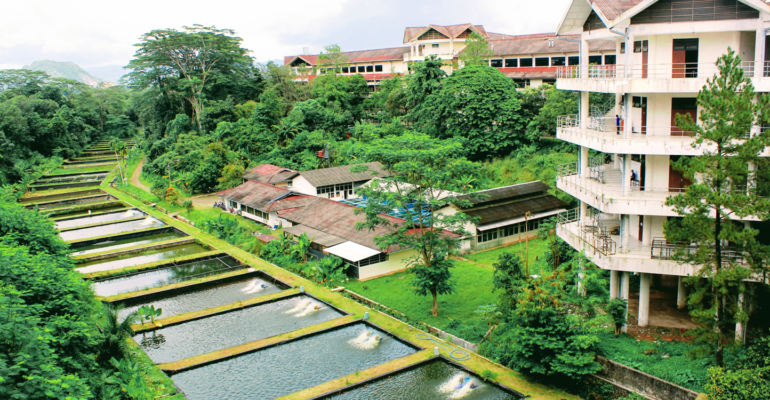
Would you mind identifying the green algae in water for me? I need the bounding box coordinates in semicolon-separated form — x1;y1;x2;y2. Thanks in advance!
70;231;184;256
76;243;208;274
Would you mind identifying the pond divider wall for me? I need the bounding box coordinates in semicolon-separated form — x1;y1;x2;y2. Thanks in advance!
308;356;527;400
41;170;110;179
75;237;201;263
20;189;104;204
54;208;140;224
69;226;185;248
108;264;292;305
32;194;115;210
591;356;701;400
30;180;103;191
344;289;479;352
43;200;125;217
165;319;417;374
58;215;144;233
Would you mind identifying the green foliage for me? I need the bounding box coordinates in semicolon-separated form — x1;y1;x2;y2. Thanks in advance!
665;48;770;366
607;298;628;336
706;366;770;400
216;164;245;191
0;200;70;256
459;32;494;67
479;369;498;382
491;252;527;313
419;65;525;160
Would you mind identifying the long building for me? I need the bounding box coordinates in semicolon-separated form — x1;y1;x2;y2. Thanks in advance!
285;23;615;88
552;0;768;336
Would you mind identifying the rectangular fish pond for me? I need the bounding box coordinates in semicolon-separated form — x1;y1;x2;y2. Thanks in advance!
69;228;184;256
56;209;146;229
134;293;345;364
170;322;419;400
51;206;129;221
320;358;525;400
76;242;210;274
93;255;253;296
60;217;164;241
36;194;115;210
115;263;290;320
20;189;104;204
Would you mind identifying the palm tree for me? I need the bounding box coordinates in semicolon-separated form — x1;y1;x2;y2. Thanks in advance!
98;304;140;360
109;138;127;183
457;175;477;193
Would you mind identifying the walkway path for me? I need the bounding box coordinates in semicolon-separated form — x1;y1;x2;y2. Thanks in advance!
130;157;151;193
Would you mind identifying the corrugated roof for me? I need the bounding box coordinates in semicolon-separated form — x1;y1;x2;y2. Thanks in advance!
590;0;645;21
284;47;409;66
456;181;551;206
243;164;298;184
465;194;568;225
217;181;313;213
283;225;346;247
403;24;488;42
298;162;391;188
490;34;615;56
280;197;403;253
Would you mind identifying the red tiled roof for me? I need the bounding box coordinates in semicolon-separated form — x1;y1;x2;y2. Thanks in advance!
489;34;615;56
590;0;646;21
284;47;409;66
256;234;278;243
403;24;488;42
499;67;559;79
217;181;309;213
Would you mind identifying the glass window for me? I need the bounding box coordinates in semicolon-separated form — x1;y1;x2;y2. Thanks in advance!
505;58;518;67
375;65;383;72
604;55;616;65
490;59;503;68
520;58;533;67
366;65;373;72
357;66;365;73
568;56;580;66
620;42;625;54
432;43;439;48
551;57;565;66
478;230;498;243
588;55;602;65
341;67;349;73
512;78;530;87
542;79;556;85
535;57;549;66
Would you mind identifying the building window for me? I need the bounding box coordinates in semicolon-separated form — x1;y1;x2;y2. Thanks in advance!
551;57;565;66
490;59;503;68
229;200;237;209
620;43;625;54
357;66;365;73
318;185;334;195
478;230;498;243
527;219;540;231
375;65;383;72
432;43;439;48
366;65;373;72
568;56;579;66
505;58;518;67
535;57;549;66
512;78;530;87
604;55;616;65
520;58;533;67
588;55;602;65
501;224;519;237
341;67;349;73
542;78;556;85
344;253;389;268
633;40;648;53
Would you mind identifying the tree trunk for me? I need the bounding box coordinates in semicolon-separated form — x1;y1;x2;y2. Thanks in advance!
430;287;439;317
715;207;724;367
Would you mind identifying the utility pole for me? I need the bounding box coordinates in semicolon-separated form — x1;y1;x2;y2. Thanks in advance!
525;211;532;276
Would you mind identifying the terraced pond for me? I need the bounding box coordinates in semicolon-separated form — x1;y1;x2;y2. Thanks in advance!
70;230;185;256
76;243;209;274
60;217;163;241
56;209;145;229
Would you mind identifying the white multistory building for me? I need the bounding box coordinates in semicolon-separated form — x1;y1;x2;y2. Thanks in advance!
552;0;769;333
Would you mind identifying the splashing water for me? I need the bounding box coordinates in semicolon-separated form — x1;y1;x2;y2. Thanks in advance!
139;217;158;226
240;279;260;292
449;378;477;399
439;374;467;394
348;330;383;350
245;279;269;294
285;299;312;314
123;210;140;218
294;301;324;317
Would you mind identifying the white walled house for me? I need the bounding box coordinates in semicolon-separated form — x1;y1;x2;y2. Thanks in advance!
217;181;315;229
289;162;391;200
553;0;769;333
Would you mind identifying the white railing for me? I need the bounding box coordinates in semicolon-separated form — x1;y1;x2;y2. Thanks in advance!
557;62;762;80
557;115;763;139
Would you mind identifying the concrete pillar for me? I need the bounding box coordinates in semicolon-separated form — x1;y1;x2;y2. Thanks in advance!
755;20;766;79
623;94;633;138
642;215;652;246
624;28;634;79
677;276;687;309
644;155;653;190
621;214;631;251
610;270;619;299
613;153;620;169
580;200;588;226
580;91;590;128
580;146;589;178
736;291;745;343
580;35;589;79
639;273;651;327
623;154;632;195
621;271;631;333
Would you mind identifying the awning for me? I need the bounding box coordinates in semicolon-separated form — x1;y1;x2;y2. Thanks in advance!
477;208;568;231
283;225;346;248
324;241;381;262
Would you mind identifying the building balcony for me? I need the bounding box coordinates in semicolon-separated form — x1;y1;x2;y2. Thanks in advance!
556;116;768;156
403;52;457;62
556;62;769;93
556;163;681;217
556;213;696;276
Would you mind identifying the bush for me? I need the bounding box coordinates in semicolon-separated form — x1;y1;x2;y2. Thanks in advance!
706;366;770;400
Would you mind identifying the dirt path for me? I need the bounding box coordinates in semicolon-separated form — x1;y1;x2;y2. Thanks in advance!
130;157;151;193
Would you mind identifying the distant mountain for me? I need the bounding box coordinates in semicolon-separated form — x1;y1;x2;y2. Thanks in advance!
84;65;129;84
22;60;110;87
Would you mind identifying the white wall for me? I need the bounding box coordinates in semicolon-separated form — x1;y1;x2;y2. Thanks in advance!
291;175;317;196
646;155;670;189
644;31;741;68
357;248;416;280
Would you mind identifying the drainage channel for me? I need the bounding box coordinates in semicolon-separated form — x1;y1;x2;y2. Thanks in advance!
134;293;344;364
169;322;419;400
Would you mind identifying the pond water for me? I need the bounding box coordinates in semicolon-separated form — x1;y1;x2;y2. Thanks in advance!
117;271;281;321
171;323;418;400
326;359;523;400
93;257;242;296
134;295;343;364
60;217;164;241
52;206;128;221
75;243;209;274
56;209;145;229
21;190;102;204
70;231;184;256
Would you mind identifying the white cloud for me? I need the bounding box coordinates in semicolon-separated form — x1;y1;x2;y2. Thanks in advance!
0;0;572;69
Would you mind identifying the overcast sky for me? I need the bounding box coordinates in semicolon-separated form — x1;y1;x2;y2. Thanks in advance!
0;0;571;70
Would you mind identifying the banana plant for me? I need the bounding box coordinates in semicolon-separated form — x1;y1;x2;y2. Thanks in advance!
136;305;162;327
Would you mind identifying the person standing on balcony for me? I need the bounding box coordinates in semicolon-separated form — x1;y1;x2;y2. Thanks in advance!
616;115;621;135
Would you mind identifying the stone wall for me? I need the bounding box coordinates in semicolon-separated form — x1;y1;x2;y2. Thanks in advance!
593;356;701;400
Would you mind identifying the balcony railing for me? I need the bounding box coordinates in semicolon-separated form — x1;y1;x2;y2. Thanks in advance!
557;62;764;80
557;116;764;140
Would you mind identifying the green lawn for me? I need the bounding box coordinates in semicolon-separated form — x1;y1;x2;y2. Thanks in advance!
344;238;550;342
